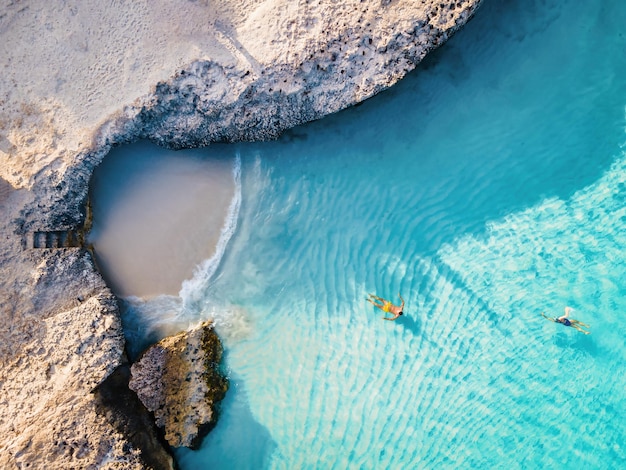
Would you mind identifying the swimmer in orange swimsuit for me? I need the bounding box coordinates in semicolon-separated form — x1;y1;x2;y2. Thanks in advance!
367;292;405;321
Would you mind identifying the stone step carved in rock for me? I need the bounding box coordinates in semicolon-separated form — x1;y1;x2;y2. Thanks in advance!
31;230;81;249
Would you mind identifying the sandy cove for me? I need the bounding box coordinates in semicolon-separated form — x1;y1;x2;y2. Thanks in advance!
0;1;482;468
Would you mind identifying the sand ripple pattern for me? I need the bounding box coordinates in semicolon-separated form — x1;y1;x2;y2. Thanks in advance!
175;142;626;469
174;0;626;465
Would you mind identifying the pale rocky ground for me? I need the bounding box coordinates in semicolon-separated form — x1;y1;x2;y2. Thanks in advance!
0;0;482;468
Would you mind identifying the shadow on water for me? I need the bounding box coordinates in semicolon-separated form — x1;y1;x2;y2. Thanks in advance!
398;314;421;336
554;330;599;357
175;371;277;469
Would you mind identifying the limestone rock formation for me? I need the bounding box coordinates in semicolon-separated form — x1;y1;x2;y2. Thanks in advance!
0;243;172;469
0;0;483;468
129;320;228;449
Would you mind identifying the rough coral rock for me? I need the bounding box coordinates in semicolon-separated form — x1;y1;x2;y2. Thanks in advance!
0;0;482;468
129;320;228;449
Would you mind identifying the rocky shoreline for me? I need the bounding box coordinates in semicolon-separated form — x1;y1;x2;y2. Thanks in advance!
0;1;482;468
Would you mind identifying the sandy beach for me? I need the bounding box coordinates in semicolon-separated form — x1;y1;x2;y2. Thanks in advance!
89;141;237;298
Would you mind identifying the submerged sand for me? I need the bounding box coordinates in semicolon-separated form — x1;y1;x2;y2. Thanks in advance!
89;141;236;298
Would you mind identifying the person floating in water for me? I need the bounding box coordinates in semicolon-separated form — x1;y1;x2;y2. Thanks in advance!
542;306;590;334
367;292;404;321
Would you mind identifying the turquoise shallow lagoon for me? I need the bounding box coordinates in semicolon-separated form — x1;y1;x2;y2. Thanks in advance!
94;0;626;467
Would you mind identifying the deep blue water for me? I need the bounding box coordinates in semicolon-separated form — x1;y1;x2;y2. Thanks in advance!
93;0;626;467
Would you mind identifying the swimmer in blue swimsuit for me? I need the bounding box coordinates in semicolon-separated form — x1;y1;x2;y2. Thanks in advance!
542;306;590;334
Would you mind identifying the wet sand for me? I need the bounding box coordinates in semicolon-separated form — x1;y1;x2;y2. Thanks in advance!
89;141;236;298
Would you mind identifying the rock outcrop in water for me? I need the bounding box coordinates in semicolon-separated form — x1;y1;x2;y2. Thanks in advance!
0;0;482;468
129;320;228;449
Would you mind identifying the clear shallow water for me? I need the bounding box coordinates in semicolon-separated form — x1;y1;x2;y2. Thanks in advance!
98;0;626;467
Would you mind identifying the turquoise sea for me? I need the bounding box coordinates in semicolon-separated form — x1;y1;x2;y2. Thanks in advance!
91;0;626;468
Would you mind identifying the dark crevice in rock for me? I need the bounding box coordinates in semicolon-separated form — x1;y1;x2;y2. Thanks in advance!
93;364;176;470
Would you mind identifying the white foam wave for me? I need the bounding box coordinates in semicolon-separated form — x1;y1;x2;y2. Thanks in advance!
176;153;254;344
203;304;254;346
180;153;242;314
119;153;246;356
120;294;188;358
